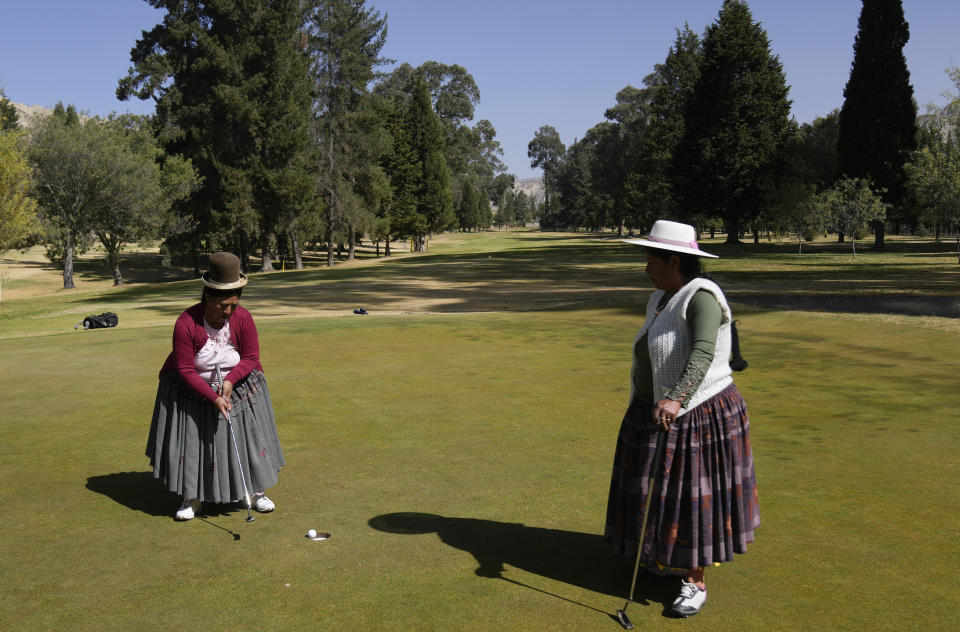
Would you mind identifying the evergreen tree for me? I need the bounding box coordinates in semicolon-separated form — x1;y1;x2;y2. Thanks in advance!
629;25;701;231
677;1;792;243
119;0;315;272
0;90;20;131
307;0;390;265
527;125;565;228
457;180;479;230
837;0;916;248
383;94;423;245
407;76;454;248
600;86;649;234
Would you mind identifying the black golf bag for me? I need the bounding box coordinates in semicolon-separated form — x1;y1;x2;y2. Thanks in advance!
80;312;119;330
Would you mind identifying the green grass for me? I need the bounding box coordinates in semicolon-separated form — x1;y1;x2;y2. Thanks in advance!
1;230;958;631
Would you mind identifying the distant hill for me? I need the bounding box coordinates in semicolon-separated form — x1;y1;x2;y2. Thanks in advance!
513;177;544;204
9;101;53;127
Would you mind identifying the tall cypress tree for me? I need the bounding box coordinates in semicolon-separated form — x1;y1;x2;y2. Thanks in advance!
407;76;454;249
677;0;791;242
837;0;916;247
631;25;701;230
383;94;423;244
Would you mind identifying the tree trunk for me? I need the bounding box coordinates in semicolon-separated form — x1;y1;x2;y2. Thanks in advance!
238;231;250;273
725;216;741;244
260;232;275;271
63;230;76;289
191;237;201;277
838;231;845;243
375;239;380;257
347;224;356;261
872;220;885;250
385;234;391;257
325;209;335;267
290;230;303;269
101;235;125;286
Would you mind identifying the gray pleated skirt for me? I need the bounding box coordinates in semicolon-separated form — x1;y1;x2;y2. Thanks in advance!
146;369;285;503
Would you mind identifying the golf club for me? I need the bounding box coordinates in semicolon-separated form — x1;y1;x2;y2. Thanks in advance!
616;428;666;630
216;364;255;523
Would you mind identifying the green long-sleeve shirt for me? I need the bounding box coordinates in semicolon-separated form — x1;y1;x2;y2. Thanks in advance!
632;289;723;405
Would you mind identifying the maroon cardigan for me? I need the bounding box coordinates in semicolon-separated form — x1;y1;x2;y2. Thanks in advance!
159;303;264;403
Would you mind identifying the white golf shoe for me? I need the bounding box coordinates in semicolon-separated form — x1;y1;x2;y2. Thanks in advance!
175;498;201;521
671;580;707;617
252;493;275;513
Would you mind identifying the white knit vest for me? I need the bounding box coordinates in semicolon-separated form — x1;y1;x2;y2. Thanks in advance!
631;278;733;414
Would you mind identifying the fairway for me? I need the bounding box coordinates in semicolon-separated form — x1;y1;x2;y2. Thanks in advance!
1;231;958;631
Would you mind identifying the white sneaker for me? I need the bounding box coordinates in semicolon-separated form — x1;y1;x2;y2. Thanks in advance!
671;580;707;617
175;498;200;521
252;493;275;513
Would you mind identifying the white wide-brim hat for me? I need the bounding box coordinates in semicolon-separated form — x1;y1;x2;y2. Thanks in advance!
623;220;718;258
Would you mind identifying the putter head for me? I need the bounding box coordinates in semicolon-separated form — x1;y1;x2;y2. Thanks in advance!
246;515;255;523
616;608;634;630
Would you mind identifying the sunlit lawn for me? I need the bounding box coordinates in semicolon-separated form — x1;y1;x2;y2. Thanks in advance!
1;230;958;630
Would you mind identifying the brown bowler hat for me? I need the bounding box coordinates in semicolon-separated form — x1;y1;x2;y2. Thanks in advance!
201;252;248;290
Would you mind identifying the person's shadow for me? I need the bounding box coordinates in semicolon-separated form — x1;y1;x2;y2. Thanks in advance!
86;471;245;538
368;512;676;618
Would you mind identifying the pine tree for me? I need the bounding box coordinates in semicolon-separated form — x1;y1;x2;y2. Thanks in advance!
119;0;316;272
457;181;479;230
307;0;390;265
407;76;454;248
383;95;424;243
838;0;916;248
629;25;701;231
677;1;792;243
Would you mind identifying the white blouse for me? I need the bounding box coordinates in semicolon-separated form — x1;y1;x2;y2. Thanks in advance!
194;319;241;386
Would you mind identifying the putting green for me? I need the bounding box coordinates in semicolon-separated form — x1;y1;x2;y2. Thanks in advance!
1;231;957;630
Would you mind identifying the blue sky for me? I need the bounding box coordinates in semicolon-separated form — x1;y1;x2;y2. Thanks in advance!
1;0;958;179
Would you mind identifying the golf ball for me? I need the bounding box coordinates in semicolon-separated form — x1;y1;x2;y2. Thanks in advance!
307;529;317;539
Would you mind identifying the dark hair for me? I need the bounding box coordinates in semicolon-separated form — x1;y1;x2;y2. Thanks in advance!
201;286;243;303
645;247;747;371
645;247;703;281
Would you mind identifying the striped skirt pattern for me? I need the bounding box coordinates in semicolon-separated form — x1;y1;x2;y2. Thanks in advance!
146;370;285;503
604;384;759;569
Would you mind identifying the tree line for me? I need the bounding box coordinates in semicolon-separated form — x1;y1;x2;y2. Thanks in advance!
528;0;960;257
0;0;516;289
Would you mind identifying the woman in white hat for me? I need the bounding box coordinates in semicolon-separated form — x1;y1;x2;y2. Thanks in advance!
605;220;758;617
146;252;285;520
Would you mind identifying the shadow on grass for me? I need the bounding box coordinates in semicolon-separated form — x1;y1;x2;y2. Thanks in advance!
368;512;677;617
86;470;247;524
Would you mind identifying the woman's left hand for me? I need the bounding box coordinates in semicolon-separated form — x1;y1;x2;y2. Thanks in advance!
220;379;234;402
653;398;682;431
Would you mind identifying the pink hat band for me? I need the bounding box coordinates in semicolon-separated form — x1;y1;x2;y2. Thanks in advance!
647;235;701;251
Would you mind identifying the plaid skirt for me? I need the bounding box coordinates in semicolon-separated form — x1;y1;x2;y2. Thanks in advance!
604;384;759;569
145;370;285;503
